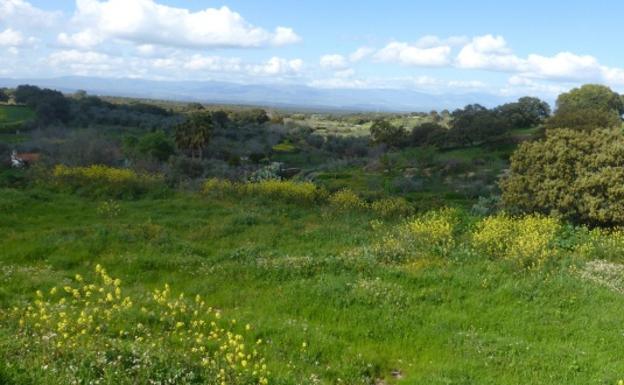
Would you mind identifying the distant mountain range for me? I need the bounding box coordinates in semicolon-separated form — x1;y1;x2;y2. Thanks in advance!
0;76;518;112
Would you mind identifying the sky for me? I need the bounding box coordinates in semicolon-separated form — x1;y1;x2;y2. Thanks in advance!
2;0;624;99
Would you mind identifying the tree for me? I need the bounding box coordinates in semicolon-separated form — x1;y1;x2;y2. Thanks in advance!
211;110;230;129
174;113;213;159
501;127;624;226
0;89;8;103
232;109;269;125
369;119;407;148
187;102;204;110
556;84;623;114
545;84;622;131
495;97;551;129
14;84;70;124
545;106;621;132
448;104;510;146
410;122;447;147
137;131;175;162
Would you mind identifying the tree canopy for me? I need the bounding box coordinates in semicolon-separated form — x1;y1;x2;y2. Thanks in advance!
494;97;551;129
0;89;8;103
546;84;623;131
369;119;407;148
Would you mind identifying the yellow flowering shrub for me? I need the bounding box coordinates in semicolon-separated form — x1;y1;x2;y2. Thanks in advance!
203;178;325;204
370;197;413;218
52;164;165;199
328;189;368;210
245;180;323;203
202;177;235;197
0;265;269;385
472;214;561;269
372;207;460;261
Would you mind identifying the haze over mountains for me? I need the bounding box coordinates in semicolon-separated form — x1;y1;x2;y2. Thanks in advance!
0;77;516;112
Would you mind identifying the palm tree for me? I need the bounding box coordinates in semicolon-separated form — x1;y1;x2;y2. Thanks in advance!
175;113;213;159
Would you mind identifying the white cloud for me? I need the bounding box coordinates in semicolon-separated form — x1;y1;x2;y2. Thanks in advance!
525;52;602;81
320;54;349;70
374;41;451;67
334;68;355;78
58;30;103;49
349;47;374;62
415;35;468;48
500;75;567;97
59;0;301;49
48;49;125;76
184;55;243;72
456;35;524;71
455;35;614;84
0;0;61;27
308;77;370;89
250;57;303;76
0;28;24;46
602;67;624;86
0;28;36;48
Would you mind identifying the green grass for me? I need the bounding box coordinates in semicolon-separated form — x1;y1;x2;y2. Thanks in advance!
2;187;624;384
0;105;35;132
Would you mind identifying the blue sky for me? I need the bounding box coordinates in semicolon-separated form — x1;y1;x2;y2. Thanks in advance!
2;0;624;99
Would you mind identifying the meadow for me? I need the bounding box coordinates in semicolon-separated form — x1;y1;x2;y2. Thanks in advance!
3;84;624;384
0;105;35;133
2;177;624;385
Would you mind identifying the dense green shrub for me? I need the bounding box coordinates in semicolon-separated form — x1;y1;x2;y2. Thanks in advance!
501;128;624;226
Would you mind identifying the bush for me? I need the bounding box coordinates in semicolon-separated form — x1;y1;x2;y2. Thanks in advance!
472;214;561;269
328;189;368;210
202;178;235;197
51;165;165;199
245;180;323;204
0;265;269;385
370;197;413;218
203;178;325;204
501;128;624;226
248;162;283;182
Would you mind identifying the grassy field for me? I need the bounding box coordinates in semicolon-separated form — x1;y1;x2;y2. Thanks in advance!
2;186;624;385
0;105;35;133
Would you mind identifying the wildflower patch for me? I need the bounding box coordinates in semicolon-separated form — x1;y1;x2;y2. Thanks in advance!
0;265;269;385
